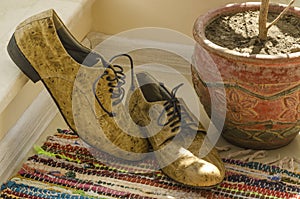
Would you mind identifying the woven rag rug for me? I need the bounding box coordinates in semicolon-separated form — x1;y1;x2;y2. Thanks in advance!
1;129;300;199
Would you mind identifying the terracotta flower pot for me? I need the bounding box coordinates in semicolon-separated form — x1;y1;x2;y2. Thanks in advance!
191;2;300;149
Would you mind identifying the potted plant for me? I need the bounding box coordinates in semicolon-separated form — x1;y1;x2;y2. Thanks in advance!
191;0;300;149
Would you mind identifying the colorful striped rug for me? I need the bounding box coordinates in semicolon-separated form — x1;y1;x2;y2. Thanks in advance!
1;129;300;199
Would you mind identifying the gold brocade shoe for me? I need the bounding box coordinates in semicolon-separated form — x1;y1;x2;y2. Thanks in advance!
129;72;225;187
7;9;149;161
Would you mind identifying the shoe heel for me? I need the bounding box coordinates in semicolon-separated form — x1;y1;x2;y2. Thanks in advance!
7;35;41;83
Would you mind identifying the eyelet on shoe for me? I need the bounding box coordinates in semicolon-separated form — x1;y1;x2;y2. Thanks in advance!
171;128;179;132
108;88;114;93
107;82;112;87
170;121;179;128
167;111;174;116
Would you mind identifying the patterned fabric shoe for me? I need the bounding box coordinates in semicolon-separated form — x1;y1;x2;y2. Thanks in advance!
7;9;149;161
129;72;225;186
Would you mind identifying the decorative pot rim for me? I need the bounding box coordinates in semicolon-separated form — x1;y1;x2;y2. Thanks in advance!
193;2;300;63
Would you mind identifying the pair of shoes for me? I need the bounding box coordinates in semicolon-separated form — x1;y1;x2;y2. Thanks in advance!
7;9;225;187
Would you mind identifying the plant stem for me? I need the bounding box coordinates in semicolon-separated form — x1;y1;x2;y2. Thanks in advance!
258;0;295;41
267;0;295;29
258;0;269;41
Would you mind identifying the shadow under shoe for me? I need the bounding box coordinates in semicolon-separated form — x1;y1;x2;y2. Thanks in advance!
129;72;225;187
7;9;149;161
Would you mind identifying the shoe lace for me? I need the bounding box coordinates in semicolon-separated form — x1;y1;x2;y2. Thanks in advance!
92;54;135;117
158;83;198;132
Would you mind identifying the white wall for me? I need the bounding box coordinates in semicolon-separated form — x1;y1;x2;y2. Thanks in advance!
91;0;295;37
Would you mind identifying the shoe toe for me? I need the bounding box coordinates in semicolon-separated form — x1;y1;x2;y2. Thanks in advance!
182;158;223;187
163;150;224;187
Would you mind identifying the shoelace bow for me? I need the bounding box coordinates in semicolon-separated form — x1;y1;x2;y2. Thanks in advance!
93;53;134;117
158;83;198;132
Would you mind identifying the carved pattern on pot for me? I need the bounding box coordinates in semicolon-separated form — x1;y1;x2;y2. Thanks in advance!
280;94;300;121
224;124;300;145
227;89;258;122
231;126;285;142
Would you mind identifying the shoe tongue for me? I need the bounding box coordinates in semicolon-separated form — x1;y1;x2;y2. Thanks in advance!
137;72;170;102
